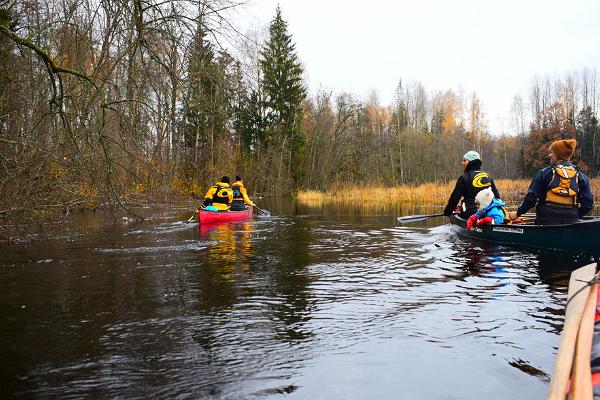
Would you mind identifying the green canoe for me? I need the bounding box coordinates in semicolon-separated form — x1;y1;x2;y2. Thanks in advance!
450;214;600;254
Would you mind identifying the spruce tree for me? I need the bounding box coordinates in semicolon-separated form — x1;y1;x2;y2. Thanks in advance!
183;24;231;170
260;6;306;183
576;106;600;175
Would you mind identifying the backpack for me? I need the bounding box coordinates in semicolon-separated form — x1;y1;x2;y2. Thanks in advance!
546;164;579;205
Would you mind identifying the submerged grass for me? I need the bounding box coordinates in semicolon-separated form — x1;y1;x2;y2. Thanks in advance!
297;179;600;211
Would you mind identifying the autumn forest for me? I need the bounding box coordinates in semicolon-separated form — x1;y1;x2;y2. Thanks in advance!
1;0;599;233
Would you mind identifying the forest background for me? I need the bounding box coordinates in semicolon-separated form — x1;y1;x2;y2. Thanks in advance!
1;0;599;237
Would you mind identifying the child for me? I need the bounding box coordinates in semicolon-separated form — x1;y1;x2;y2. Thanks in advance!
467;188;509;230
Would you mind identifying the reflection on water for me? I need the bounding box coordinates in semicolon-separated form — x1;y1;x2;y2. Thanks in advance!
0;199;585;399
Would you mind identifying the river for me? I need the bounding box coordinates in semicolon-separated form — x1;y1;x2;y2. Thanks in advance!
0;198;594;399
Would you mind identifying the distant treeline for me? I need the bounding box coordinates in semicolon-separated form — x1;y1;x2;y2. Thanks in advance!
0;0;599;228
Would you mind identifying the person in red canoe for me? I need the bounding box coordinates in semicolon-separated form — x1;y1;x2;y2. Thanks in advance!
201;176;233;211
466;187;510;230
230;175;256;211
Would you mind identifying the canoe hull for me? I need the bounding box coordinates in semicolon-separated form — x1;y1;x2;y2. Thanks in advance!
198;207;253;224
450;214;600;254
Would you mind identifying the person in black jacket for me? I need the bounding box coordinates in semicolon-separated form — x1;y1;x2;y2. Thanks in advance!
508;139;593;225
443;150;500;219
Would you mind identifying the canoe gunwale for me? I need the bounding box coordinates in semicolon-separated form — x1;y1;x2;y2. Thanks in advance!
449;214;600;254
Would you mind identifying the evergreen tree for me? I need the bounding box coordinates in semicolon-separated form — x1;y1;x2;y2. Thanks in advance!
260;6;306;183
0;0;16;29
182;24;232;171
390;79;407;135
576;106;600;175
236;88;265;150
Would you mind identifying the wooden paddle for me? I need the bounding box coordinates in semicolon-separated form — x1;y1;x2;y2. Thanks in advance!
547;262;598;400
569;282;597;398
396;213;445;223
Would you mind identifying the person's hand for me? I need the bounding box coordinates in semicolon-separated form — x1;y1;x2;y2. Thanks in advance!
508;211;518;221
476;216;494;228
466;214;478;230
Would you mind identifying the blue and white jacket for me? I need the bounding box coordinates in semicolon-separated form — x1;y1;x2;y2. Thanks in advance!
474;198;507;225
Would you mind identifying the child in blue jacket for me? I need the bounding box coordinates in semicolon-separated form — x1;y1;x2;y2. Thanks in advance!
467;188;509;230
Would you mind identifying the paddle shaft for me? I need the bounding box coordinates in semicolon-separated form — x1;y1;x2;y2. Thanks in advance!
397;212;446;223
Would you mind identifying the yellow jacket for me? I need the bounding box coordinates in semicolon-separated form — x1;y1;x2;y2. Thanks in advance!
203;182;233;210
232;181;255;206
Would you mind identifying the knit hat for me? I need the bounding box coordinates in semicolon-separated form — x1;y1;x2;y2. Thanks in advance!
550;139;576;161
220;175;230;184
475;187;494;211
463;150;481;161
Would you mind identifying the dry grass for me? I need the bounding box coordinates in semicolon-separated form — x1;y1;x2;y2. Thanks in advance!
297;178;600;209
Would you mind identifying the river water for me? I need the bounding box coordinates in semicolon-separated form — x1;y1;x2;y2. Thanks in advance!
0;198;595;399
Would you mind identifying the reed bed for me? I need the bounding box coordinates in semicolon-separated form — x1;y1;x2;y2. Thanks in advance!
297;178;600;211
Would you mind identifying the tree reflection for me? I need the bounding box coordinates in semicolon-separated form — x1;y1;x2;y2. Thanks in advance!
195;221;256;311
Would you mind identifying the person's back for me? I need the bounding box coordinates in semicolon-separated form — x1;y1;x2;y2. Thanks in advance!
230;176;255;211
509;139;593;225
203;176;233;211
443;151;500;219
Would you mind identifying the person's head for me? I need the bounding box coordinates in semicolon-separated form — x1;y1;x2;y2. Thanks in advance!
475;187;494;212
461;150;481;168
235;175;242;182
220;175;230;184
549;139;576;163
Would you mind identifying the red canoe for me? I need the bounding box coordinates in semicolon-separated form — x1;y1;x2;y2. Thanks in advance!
197;207;253;224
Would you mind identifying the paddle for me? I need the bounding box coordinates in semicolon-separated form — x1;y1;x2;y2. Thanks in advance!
547;263;597;400
396;212;445;223
254;205;271;216
186;206;205;223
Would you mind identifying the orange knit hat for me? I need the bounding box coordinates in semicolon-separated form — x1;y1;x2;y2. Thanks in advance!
550;139;576;161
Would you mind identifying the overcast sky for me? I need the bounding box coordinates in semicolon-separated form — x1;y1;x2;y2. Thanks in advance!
234;0;600;134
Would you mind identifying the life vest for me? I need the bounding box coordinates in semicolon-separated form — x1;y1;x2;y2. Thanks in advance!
211;183;233;205
500;205;511;224
232;182;243;201
462;169;493;213
546;164;579;205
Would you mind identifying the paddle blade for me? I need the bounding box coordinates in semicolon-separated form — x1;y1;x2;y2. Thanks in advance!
186;212;197;223
254;206;271;216
396;213;445;224
396;215;428;223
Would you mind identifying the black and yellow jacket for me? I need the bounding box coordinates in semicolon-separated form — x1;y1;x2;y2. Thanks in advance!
203;182;233;210
443;160;500;217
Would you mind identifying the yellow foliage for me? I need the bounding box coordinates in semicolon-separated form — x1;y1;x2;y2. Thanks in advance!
172;177;202;197
48;162;68;180
131;183;145;193
77;182;98;208
77;182;97;197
